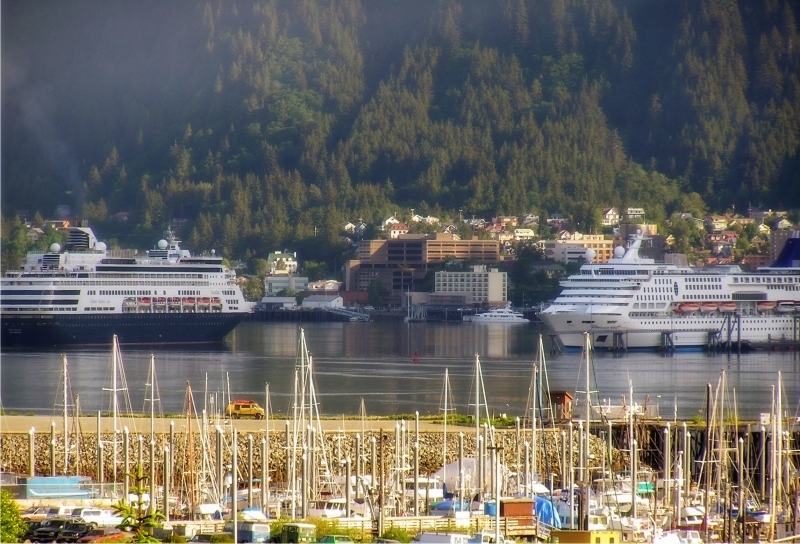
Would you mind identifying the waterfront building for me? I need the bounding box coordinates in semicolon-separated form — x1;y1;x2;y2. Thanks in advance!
345;233;500;294
434;265;507;304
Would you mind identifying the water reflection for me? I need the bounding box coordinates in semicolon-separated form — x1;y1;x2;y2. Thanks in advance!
1;321;797;420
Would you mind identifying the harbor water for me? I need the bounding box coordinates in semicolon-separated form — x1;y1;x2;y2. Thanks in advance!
1;321;798;421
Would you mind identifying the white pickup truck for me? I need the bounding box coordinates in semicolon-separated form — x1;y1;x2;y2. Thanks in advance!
71;507;124;527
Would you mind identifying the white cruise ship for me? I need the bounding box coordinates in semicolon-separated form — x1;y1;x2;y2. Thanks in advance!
539;231;800;350
1;223;251;347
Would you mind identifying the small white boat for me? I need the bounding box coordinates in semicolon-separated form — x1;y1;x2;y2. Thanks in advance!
463;305;529;323
403;476;445;501
307;497;364;518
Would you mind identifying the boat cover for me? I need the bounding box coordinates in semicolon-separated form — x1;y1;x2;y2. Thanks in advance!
534;495;562;528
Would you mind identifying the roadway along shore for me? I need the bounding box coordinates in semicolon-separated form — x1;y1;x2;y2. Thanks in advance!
0;415;447;434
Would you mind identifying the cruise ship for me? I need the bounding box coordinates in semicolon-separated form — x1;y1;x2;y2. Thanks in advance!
1;223;251;347
539;231;800;350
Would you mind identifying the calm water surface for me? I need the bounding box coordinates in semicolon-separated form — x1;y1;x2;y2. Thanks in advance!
2;321;798;420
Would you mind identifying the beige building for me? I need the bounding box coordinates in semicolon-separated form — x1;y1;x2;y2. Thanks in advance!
434;265;507;304
346;233;500;294
538;235;614;263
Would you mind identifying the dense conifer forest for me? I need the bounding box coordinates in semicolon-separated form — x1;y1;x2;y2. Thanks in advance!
3;0;800;269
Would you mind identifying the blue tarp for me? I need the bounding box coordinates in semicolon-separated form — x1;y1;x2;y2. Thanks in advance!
429;499;469;513
534;496;561;529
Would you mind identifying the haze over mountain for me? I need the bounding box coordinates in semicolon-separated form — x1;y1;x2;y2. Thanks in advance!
3;0;799;259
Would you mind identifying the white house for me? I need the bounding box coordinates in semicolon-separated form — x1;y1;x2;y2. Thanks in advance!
513;228;536;241
302;294;344;309
382;215;400;230
626;207;645;221
601;207;620;226
267;251;298;275
522;213;540;226
344;222;356;233
308;279;343;291
389;222;409;238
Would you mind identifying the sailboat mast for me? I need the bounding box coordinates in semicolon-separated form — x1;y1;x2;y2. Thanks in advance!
475;354;480;478
187;381;196;517
63;355;69;475
112;335;119;491
150;355;156;440
532;363;538;493
585;332;591;485
443;368;448;489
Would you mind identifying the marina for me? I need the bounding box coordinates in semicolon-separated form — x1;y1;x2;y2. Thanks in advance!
1;322;799;542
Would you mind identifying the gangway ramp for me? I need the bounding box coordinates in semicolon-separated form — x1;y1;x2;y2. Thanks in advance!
324;306;370;321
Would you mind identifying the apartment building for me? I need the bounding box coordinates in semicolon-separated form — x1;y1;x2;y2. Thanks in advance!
434;265;507;304
346;233;501;294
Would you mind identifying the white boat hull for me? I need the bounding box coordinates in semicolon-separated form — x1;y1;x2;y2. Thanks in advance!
540;312;799;349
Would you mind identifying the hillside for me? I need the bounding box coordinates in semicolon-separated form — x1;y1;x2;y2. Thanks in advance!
3;0;799;263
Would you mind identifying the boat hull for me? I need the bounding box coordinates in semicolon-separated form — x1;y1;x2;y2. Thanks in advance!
1;312;247;347
540;312;799;349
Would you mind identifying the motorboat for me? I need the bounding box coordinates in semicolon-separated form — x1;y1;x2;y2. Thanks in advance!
463;305;529;323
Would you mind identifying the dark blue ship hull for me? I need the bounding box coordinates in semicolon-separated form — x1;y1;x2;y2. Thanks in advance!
1;312;247;347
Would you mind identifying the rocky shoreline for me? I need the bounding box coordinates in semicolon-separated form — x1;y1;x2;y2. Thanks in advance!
0;420;630;484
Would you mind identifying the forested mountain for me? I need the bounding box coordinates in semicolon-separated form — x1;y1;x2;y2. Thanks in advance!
3;0;799;264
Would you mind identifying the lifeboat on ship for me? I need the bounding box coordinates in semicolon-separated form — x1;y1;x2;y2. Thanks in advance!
756;301;776;312
719;302;737;312
211;297;223;310
776;301;796;313
679;302;700;313
122;297;138;310
198;297;211;307
137;297;152;307
182;297;196;307
154;297;167;307
700;302;718;313
168;296;182;309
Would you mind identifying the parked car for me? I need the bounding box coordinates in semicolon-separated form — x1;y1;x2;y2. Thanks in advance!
70;507;123;527
24;520;44;541
21;505;51;521
190;533;234;542
273;522;316;544
317;536;355;544
57;521;94;542
225;399;265;419
30;517;82;542
76;527;126;543
45;505;79;518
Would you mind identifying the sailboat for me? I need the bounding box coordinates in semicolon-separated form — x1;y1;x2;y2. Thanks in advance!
54;354;77;475
288;328;339;518
101;335;135;493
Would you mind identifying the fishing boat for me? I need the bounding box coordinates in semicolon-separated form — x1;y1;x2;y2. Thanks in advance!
1;223;251;346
